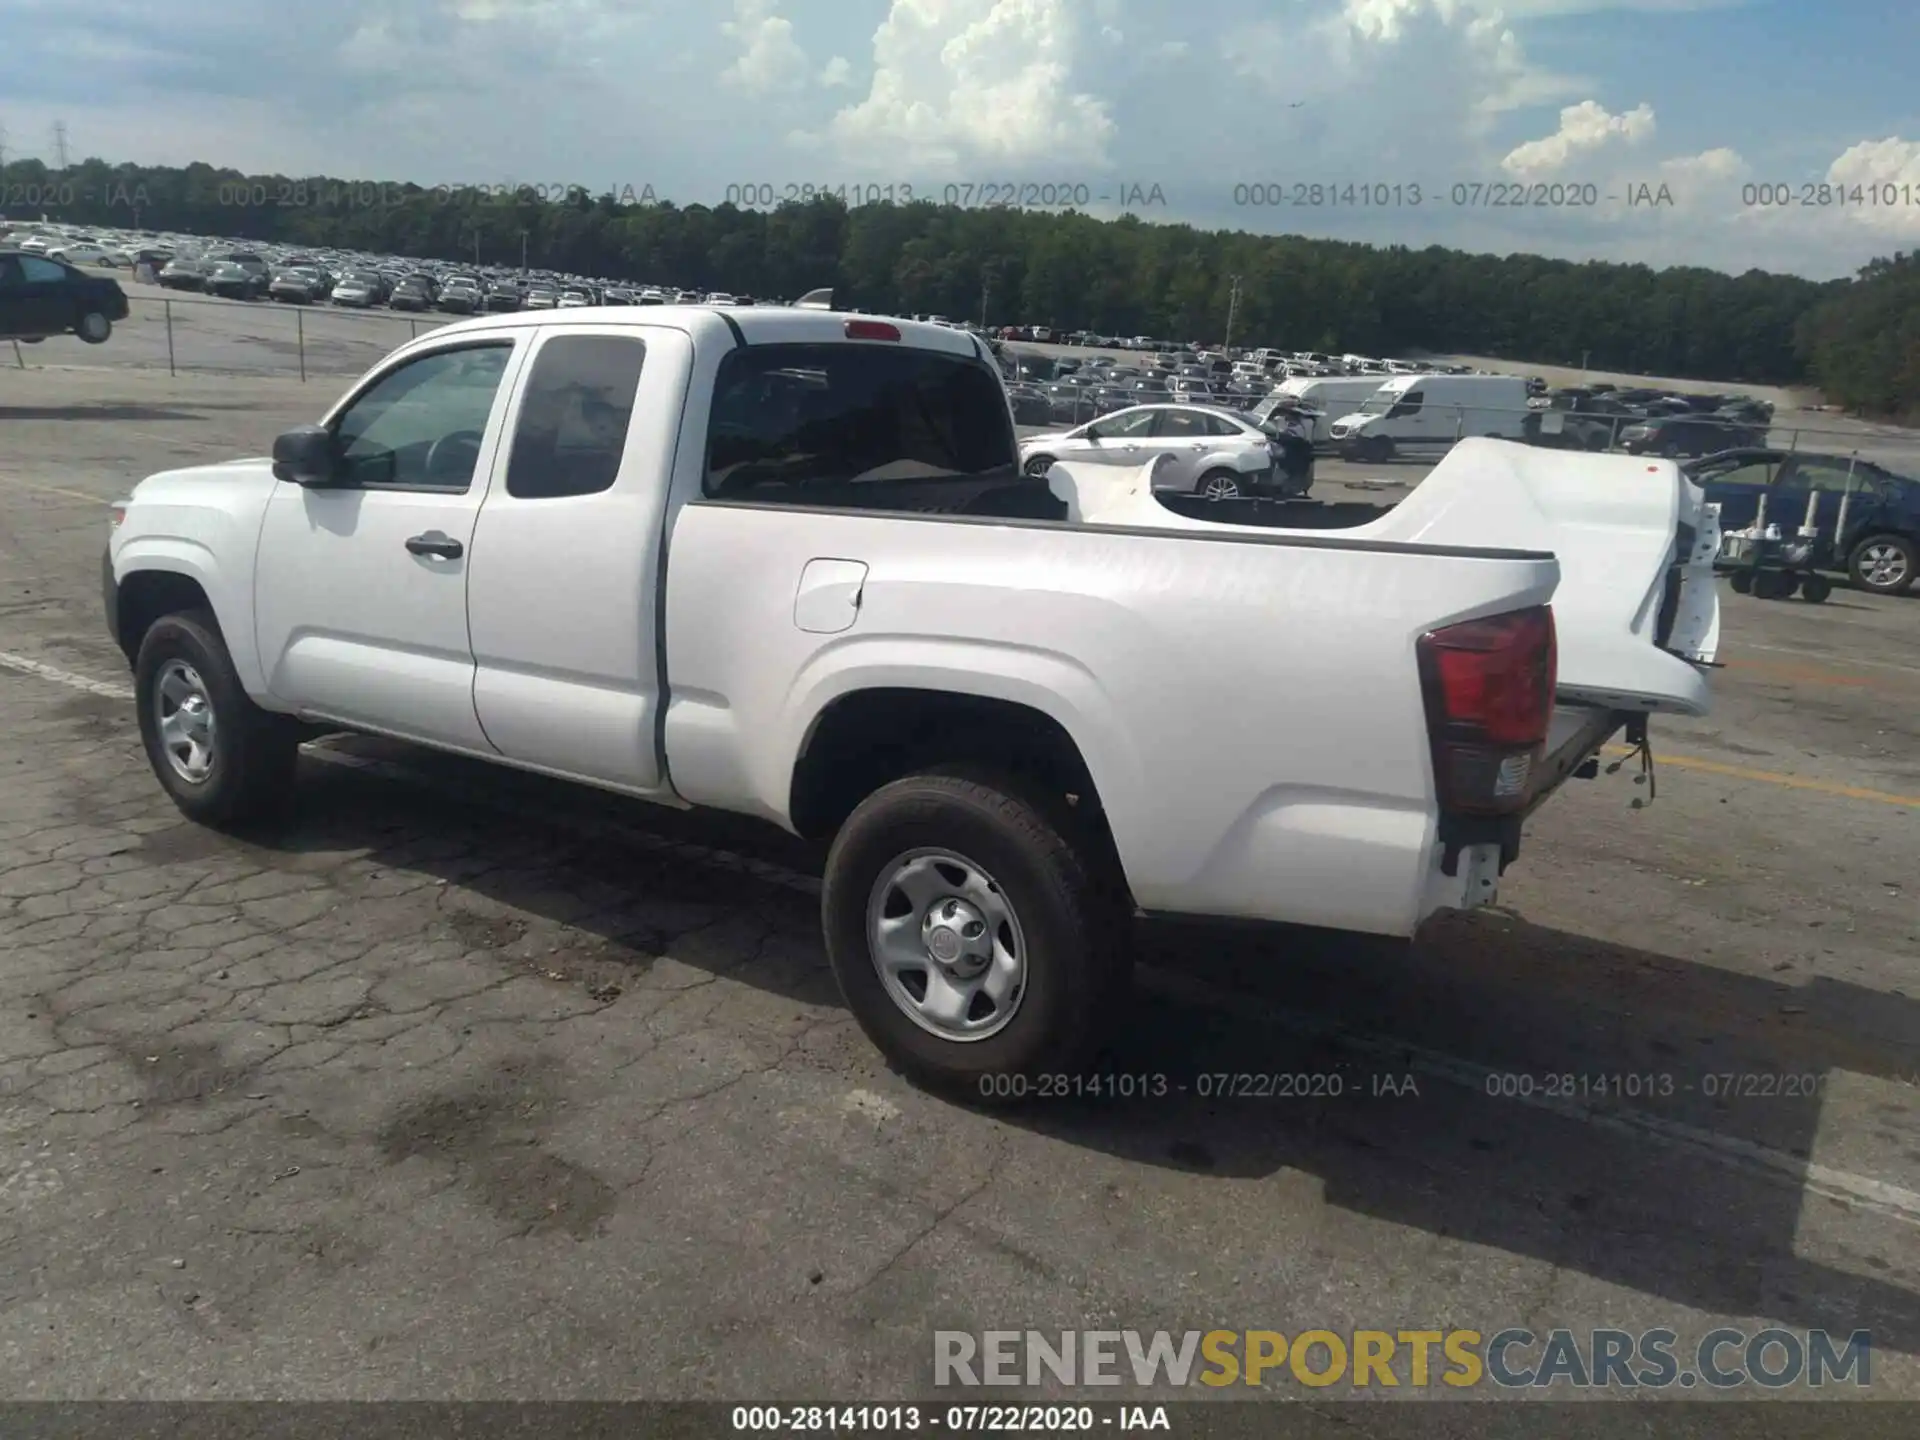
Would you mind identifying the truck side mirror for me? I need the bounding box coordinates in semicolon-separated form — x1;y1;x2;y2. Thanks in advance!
271;424;341;486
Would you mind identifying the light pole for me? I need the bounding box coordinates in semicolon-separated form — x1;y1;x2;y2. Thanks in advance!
980;261;1002;329
520;229;529;271
1224;274;1243;350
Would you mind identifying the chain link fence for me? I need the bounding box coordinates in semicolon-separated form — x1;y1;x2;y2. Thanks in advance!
7;292;454;383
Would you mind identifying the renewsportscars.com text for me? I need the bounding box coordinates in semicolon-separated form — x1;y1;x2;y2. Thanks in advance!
933;1328;1871;1390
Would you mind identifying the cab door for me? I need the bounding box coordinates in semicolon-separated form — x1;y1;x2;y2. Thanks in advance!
465;325;686;795
252;338;522;750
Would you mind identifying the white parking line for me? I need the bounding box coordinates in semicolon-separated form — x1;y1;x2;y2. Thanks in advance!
0;651;134;698
7;647;1918;1228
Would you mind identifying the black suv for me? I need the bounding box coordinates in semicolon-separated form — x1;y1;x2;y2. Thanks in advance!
0;250;129;344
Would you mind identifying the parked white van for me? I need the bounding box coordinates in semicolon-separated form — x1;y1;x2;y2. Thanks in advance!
1274;376;1392;443
1328;374;1530;460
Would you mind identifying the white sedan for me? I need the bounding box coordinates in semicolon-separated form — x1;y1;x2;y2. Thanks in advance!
1018;403;1312;499
48;243;113;265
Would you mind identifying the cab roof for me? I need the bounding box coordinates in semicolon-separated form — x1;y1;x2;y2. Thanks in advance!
416;305;986;360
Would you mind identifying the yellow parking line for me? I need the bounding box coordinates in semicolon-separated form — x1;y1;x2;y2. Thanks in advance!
0;475;110;505
1722;658;1879;689
1602;745;1920;808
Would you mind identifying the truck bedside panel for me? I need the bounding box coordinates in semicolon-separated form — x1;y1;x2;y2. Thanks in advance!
662;500;1561;933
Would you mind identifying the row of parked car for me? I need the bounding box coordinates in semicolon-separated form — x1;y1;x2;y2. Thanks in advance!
998;345;1784;462
157;253;774;316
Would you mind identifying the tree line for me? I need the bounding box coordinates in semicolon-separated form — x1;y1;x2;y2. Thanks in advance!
3;155;1913;416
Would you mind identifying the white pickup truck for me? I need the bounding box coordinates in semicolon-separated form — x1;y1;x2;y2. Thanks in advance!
104;306;1722;1098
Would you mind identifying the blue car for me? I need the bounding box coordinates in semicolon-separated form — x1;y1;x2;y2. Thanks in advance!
1685;448;1920;596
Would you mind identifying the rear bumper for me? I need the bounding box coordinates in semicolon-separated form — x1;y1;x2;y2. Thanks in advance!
1431;703;1624;881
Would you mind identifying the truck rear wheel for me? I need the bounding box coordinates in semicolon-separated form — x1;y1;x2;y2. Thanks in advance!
821;768;1130;1103
134;610;300;828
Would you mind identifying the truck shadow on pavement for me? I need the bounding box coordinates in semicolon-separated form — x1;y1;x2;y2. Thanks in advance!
255;739;1920;1357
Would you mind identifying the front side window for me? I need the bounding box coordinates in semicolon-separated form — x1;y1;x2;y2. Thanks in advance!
332;343;512;491
704;343;1017;506
506;335;646;499
1086;409;1157;440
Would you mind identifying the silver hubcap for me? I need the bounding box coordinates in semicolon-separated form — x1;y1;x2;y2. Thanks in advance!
1202;475;1239;498
867;849;1027;1042
154;659;216;783
1860;543;1908;588
1026;458;1052;476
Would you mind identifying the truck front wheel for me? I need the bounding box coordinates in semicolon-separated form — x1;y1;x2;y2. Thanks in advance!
822;768;1130;1103
135;610;300;828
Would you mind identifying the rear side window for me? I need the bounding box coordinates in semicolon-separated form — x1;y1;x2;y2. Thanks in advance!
506;335;646;499
704;343;1018;508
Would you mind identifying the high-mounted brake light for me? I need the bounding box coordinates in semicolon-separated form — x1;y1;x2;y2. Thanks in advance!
1417;605;1556;816
844;319;900;341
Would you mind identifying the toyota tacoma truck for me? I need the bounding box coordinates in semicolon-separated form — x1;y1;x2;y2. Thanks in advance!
103;306;1722;1098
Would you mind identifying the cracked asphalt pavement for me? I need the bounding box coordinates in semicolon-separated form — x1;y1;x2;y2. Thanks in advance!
1;367;1918;1402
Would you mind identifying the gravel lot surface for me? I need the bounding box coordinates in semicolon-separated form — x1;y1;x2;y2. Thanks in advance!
1;365;1917;1402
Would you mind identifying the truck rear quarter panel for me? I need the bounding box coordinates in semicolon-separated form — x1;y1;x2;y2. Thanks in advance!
663;503;1558;935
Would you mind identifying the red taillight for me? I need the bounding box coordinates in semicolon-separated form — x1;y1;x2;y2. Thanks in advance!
1418;606;1556;815
845;319;900;341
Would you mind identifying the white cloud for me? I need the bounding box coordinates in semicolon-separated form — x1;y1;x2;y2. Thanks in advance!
1225;0;1581;141
1826;137;1920;239
819;54;853;86
1660;145;1745;182
1502;99;1655;174
721;0;811;94
809;0;1116;170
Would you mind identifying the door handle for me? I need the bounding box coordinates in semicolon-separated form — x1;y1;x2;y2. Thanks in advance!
405;532;463;559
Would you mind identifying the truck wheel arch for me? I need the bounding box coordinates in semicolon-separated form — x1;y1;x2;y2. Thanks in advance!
788;688;1130;898
115;569;218;663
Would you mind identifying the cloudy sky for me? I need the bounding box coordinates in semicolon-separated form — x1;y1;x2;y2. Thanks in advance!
2;0;1916;279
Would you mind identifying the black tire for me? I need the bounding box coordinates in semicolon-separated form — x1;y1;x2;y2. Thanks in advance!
1750;569;1795;600
1363;434;1395;462
75;311;112;343
134;610;300;828
1196;469;1242;500
1848;533;1916;596
1728;570;1754;595
1799;573;1833;604
1023;455;1055;477
821;768;1131;1103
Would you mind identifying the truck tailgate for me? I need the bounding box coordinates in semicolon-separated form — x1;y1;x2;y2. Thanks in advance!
1340;439;1721;715
1047;438;1720;717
